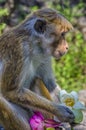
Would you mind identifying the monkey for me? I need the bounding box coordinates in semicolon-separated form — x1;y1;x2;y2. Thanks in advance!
0;8;75;127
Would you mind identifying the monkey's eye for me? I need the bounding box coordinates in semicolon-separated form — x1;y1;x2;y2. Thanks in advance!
61;32;65;37
61;31;68;37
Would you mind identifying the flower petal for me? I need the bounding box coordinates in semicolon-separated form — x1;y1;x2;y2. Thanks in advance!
38;123;44;130
60;94;70;103
70;91;78;102
60;94;74;104
59;90;67;98
29;112;44;130
44;119;62;128
44;119;61;124
34;111;44;120
30;118;39;129
73;101;86;110
72;109;83;123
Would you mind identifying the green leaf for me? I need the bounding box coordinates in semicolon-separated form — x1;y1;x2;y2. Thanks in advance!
72;109;83;123
0;8;9;17
46;128;55;130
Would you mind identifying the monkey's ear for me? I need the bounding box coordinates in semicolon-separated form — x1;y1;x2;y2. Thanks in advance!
34;19;46;33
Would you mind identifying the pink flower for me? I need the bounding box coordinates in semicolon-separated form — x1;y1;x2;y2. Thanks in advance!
29;112;62;130
44;119;61;128
29;112;44;130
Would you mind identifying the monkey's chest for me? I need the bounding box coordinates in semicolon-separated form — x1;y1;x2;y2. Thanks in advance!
20;57;42;89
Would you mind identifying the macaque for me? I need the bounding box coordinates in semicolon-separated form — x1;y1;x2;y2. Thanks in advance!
0;8;74;127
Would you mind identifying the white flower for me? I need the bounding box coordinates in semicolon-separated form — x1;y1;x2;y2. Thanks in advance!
59;90;86;123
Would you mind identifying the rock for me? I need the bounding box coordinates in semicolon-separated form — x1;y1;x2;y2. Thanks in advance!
62;111;86;130
79;90;86;105
78;17;86;40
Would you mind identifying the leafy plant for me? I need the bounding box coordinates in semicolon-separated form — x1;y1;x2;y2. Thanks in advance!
0;8;9;34
51;1;86;92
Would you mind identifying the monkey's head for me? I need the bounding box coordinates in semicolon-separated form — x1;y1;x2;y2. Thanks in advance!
24;8;73;59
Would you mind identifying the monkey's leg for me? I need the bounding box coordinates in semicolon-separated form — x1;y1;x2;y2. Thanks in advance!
0;95;31;130
31;78;53;119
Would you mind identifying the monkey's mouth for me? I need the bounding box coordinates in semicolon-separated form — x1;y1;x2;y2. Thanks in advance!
58;51;64;56
53;50;65;59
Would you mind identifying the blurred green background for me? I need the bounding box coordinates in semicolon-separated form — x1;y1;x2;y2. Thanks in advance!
0;0;86;92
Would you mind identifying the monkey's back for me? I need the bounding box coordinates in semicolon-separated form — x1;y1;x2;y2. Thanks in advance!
0;29;24;92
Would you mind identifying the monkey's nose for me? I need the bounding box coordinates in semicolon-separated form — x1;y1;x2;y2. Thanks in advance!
65;44;69;50
66;46;69;50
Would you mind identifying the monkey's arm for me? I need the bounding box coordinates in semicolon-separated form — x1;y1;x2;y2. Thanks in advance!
7;88;74;123
37;58;61;102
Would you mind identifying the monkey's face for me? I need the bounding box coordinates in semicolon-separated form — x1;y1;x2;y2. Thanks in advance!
51;34;69;59
31;8;73;59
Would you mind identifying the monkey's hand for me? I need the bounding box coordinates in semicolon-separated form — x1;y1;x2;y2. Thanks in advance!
53;104;75;123
50;84;61;103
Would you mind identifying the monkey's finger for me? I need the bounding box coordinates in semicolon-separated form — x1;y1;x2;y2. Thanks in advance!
65;107;75;118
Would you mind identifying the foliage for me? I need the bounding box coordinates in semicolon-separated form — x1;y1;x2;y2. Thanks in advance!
30;6;39;11
0;8;8;17
51;1;86;92
0;23;6;34
0;8;9;34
